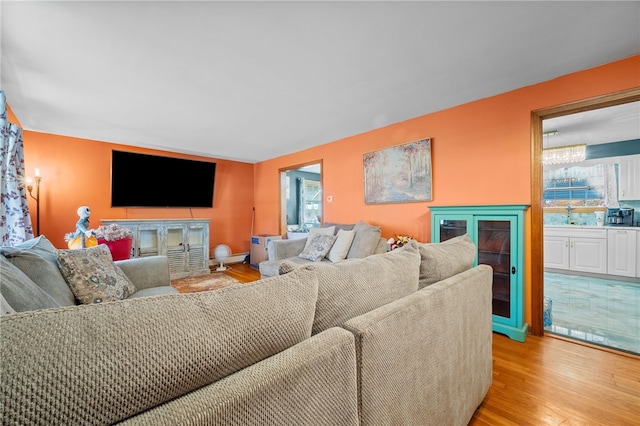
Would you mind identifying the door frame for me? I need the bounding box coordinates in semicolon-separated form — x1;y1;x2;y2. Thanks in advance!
278;160;323;236
529;87;640;336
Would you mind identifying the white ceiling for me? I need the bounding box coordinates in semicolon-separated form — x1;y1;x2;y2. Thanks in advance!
542;101;640;149
2;1;639;163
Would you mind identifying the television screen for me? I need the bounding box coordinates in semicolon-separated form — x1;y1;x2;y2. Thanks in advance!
111;150;216;208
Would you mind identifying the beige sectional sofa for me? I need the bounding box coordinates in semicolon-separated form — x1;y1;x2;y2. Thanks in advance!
1;235;493;425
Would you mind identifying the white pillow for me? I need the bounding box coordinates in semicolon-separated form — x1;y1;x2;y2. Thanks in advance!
327;229;356;262
303;226;335;250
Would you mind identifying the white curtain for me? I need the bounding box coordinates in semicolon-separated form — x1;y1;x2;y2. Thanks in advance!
1;90;34;245
603;163;620;208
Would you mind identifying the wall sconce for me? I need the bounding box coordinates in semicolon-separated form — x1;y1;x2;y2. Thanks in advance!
26;168;42;236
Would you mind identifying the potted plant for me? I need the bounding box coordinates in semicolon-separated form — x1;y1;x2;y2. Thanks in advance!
93;224;134;260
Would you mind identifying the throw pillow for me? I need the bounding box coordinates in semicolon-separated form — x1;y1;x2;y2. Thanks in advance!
0;254;60;312
327;229;356;262
346;221;382;259
303;226;335;250
56;245;137;304
417;233;477;289
299;234;337;262
0;235;77;306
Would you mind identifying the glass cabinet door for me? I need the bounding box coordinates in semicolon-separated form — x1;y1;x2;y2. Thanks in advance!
138;226;160;257
476;219;514;320
439;219;469;241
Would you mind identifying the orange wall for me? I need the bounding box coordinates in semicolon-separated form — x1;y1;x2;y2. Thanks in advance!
19;131;254;255
10;55;639;324
254;55;640;325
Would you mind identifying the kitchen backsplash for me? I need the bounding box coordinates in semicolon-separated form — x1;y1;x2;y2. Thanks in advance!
544;200;640;226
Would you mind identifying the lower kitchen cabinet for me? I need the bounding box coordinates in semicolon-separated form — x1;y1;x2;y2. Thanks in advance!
544;229;607;275
544;226;638;278
430;204;529;342
607;228;637;277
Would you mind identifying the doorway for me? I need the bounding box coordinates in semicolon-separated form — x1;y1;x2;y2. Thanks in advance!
279;161;323;237
531;88;640;352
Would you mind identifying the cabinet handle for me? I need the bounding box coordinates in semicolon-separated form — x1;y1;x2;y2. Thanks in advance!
511;266;516;275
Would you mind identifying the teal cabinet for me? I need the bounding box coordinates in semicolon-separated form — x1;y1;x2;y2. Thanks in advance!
430;205;529;342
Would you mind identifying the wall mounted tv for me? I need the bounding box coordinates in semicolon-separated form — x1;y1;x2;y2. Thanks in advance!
111;150;216;208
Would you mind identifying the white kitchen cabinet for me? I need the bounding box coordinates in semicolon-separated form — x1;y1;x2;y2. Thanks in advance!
543;236;570;269
570;237;607;274
101;218;210;279
544;227;607;274
618;155;640;201
637;231;640;278
607;228;637;277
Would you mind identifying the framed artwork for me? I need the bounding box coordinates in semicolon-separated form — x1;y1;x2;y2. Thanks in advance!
363;138;432;204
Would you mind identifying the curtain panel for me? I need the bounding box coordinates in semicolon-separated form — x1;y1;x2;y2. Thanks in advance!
1;90;33;245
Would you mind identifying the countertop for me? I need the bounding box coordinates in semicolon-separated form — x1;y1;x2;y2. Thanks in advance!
544;224;639;231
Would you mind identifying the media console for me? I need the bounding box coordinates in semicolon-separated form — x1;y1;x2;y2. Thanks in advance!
101;218;210;279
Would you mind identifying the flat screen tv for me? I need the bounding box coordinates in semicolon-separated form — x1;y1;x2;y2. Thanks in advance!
111;150;216;208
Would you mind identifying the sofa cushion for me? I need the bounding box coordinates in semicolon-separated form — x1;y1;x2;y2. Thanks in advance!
0;235;76;307
418;233;476;289
322;222;355;234
56;244;137;304
0;254;61;312
303;226;335;250
0;265;320;425
1;293;16;316
346;221;382;259
327;229;356;262
299;233;337;262
284;241;420;335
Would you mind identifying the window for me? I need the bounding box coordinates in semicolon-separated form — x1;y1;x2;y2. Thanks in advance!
543;165;609;208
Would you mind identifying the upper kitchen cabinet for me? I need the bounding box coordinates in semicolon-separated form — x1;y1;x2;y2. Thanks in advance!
618;155;640;201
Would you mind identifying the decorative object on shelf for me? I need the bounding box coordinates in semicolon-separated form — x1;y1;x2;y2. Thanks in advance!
364;138;432;204
64;206;97;249
387;234;414;251
214;244;232;271
26;168;42;236
93;223;134;261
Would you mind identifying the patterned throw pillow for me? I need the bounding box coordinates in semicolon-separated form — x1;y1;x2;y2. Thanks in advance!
298;234;337;262
56;245;137;304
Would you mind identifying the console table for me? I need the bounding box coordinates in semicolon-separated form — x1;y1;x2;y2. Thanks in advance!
101;219;210;279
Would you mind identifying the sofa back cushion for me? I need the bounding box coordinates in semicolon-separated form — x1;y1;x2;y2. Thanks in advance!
0;235;76;306
0;255;60;313
417;233;477;289
346;221;383;259
284;242;420;335
0;265;319;425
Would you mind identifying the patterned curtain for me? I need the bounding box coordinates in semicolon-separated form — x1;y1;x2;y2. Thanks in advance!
0;90;34;245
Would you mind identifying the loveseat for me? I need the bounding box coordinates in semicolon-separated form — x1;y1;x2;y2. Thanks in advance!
1;235;493;425
259;221;387;278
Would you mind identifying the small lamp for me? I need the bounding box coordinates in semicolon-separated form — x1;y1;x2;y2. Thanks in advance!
26;168;42;236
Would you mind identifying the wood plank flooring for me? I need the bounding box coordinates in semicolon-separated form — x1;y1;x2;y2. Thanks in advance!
224;263;640;425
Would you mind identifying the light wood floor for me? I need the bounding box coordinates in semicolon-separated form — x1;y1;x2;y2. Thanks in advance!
225;264;640;425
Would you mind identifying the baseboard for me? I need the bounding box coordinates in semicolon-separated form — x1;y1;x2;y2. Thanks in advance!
209;252;249;266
